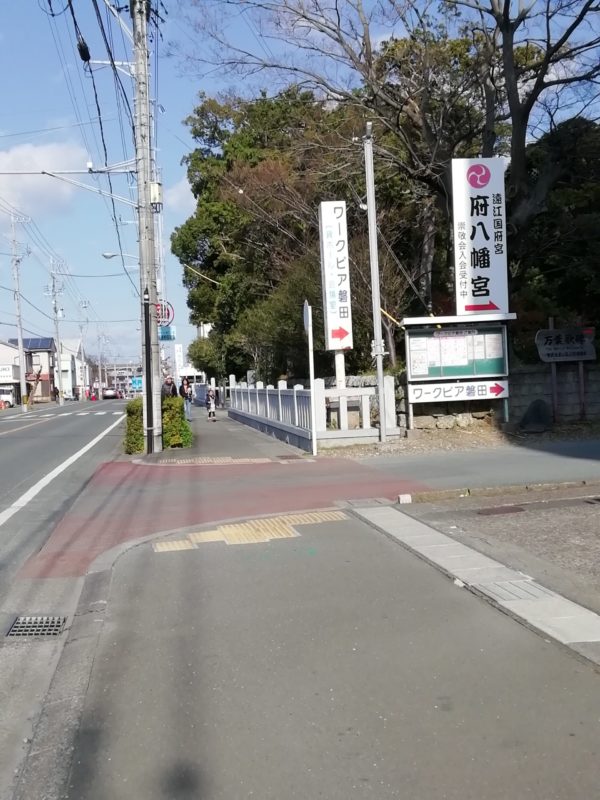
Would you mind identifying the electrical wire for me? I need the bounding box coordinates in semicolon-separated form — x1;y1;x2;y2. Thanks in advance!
0;118;113;140
90;0;135;128
62;2;139;298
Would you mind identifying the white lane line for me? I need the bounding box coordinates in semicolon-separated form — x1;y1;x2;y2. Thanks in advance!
0;418;49;437
94;411;107;416
0;414;125;529
76;412;90;416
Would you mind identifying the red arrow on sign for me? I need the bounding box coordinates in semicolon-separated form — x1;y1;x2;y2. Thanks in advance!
464;301;499;312
331;327;350;341
489;382;505;397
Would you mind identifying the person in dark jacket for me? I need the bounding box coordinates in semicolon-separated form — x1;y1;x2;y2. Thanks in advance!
179;378;192;421
161;375;177;399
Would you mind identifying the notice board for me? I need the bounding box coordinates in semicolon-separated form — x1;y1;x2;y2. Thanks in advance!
406;326;508;382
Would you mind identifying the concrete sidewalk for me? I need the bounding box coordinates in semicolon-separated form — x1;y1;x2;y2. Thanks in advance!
21;510;600;800
148;404;304;462
11;413;600;799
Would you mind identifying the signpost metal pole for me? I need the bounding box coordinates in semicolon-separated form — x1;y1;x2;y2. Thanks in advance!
578;360;586;420
304;301;318;457
143;288;154;454
549;317;559;421
363;123;386;442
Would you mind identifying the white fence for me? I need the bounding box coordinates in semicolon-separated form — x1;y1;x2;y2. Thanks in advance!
229;377;399;449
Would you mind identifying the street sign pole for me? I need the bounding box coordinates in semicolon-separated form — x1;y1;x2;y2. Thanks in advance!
304;301;318;457
143;288;154;454
363;123;387;442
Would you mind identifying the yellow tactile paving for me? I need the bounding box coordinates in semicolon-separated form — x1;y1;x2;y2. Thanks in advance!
188;530;225;544
152;511;348;552
153;540;197;552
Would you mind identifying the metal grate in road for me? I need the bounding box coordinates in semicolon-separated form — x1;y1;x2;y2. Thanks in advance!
477;505;525;516
6;615;67;638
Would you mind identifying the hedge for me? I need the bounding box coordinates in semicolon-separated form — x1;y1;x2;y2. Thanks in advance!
124;396;192;454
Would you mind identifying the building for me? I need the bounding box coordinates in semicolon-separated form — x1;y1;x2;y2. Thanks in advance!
62;338;90;400
9;337;58;402
0;340;29;405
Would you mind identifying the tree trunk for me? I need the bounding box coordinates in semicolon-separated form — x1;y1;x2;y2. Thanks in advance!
419;201;436;311
383;319;397;367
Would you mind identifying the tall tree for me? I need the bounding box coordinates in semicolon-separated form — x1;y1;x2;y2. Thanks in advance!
176;0;600;238
172;88;434;379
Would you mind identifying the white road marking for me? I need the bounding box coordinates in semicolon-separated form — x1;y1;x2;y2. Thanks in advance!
76;412;90;416
0;414;125;530
94;411;107;416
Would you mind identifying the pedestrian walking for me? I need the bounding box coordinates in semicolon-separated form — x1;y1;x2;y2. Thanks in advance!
206;386;216;422
179;378;193;421
161;375;177;399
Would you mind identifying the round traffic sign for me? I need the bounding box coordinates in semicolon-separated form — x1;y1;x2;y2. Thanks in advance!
156;301;175;326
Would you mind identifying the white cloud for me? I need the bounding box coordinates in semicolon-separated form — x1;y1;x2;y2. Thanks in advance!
0;140;88;217
164;176;196;216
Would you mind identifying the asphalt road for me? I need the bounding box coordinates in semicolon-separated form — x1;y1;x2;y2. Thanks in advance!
61;514;600;800
0;400;126;800
0;401;126;593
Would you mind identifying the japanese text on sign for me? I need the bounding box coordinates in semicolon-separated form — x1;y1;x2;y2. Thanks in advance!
452;159;509;315
319;201;353;351
408;380;509;404
535;328;596;363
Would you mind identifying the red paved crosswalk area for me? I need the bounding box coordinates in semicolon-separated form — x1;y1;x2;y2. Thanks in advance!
20;459;428;578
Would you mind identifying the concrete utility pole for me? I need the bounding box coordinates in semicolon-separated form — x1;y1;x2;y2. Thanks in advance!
50;271;64;407
363;122;387;442
131;0;161;453
10;214;28;413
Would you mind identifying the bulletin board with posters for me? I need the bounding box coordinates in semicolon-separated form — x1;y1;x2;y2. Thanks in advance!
406;325;508;382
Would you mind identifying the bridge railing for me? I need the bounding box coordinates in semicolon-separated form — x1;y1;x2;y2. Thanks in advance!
228;377;399;449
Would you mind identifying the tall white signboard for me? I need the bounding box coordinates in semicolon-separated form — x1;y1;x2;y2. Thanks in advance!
319;201;353;350
452;158;509;316
174;343;184;379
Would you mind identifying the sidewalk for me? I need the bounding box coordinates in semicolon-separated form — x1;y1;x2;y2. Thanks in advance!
12;409;600;799
147;404;305;462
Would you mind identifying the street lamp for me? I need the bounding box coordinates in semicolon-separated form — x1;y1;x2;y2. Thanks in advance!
102;252;138;260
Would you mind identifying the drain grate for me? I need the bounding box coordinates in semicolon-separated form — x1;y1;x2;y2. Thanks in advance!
6;615;67;638
477;505;525;516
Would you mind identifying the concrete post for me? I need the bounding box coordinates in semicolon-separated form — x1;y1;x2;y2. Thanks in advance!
314;378;327;432
384;376;396;430
278;379;286;421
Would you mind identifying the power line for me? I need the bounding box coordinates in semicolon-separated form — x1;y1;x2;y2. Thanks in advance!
0;117;113;140
62;2;139;299
90;0;135;128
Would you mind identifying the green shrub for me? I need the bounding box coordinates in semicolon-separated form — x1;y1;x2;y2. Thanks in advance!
161;396;193;449
124;396;193;453
124;397;144;454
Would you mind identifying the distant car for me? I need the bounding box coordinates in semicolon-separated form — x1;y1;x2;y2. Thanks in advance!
102;388;118;399
0;393;14;408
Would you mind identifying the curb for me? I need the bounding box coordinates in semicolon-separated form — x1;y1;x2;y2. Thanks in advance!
398;478;600;504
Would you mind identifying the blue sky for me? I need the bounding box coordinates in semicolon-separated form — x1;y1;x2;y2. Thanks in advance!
0;1;204;365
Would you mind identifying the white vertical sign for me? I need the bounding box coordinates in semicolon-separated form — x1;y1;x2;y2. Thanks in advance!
174;343;184;379
318;201;353;350
452;158;509;316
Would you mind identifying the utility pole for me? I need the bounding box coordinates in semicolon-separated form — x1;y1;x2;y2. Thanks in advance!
363;122;387;442
50;270;64;407
78;309;89;401
131;0;161;453
11;214;28;413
